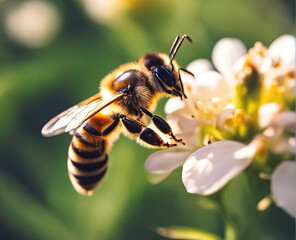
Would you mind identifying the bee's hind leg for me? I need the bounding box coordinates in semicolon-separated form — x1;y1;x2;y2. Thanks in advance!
139;107;185;145
117;114;176;148
138;128;177;148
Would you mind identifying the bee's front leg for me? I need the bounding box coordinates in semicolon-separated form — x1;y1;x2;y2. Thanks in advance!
117;114;176;148
139;107;185;145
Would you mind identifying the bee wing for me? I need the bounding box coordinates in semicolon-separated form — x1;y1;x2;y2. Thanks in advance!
41;93;124;137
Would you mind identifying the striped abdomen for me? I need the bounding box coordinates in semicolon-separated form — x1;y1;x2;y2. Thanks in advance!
67;113;113;195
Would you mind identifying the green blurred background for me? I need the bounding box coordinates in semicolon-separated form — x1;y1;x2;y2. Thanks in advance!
0;0;294;239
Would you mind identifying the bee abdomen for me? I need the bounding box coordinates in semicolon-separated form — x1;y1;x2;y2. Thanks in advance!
70;156;108;172
71;142;104;159
72;167;108;190
67;125;108;195
68;154;108;195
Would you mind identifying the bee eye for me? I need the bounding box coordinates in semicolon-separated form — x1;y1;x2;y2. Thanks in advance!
154;66;175;87
112;70;139;92
142;54;164;70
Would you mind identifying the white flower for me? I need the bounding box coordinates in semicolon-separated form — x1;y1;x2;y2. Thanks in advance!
271;161;296;217
4;1;61;48
145;35;295;211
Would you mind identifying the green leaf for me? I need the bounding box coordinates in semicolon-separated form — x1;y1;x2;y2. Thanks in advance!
156;226;222;240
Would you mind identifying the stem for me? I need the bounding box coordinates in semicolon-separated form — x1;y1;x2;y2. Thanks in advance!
213;193;238;240
218;201;243;240
213;174;263;240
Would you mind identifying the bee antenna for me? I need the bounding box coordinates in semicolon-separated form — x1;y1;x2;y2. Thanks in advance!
169;35;192;65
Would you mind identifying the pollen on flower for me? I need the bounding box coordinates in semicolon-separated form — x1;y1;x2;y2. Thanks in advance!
278;86;285;94
243;136;269;167
202;108;213;120
257;196;272;211
192;100;215;122
234;109;246;124
244;65;253;76
235;62;256;85
259;172;271;180
267;81;282;98
255;137;268;157
224;117;233;128
196;100;205;110
248;42;269;71
273;58;281;68
287;70;294;79
252;42;268;56
211;97;222;108
288;137;295;147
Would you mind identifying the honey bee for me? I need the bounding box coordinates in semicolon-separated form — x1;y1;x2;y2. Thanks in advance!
42;35;193;195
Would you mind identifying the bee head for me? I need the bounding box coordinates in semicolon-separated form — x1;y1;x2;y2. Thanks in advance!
141;35;192;100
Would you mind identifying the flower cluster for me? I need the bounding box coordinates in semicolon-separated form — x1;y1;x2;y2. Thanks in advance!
145;35;295;217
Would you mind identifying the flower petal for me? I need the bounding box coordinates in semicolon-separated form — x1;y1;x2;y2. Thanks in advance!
186;59;213;77
182;140;253;195
268;35;295;65
272;111;296;132
147;171;172;184
165;97;186;116
233;135;266;160
264;125;295;155
166;115;201;150
271;161;296;217
167;115;199;134
180;59;213;89
216;108;235;130
145;150;192;174
258;102;282;129
212;38;247;75
271;137;296;154
191;71;230;104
